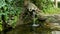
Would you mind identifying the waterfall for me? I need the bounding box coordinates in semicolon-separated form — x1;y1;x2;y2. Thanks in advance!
32;11;39;27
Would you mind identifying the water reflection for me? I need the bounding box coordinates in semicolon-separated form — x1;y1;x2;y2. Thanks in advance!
6;23;54;34
6;24;40;34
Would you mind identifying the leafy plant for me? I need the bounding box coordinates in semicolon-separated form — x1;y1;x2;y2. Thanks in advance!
31;0;53;10
0;0;22;31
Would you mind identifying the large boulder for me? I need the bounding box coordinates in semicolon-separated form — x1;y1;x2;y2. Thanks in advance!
40;14;60;30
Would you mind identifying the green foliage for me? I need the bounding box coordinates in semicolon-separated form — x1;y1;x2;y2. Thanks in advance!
13;0;24;7
31;0;53;10
31;0;60;14
0;0;22;31
0;0;6;8
42;8;60;15
58;2;60;8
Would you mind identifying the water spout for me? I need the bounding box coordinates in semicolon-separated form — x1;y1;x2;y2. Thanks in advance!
32;11;39;27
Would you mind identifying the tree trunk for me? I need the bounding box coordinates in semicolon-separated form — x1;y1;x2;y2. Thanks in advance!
24;0;28;7
54;0;58;8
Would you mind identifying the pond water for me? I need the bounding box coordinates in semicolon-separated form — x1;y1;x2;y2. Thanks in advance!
5;24;49;34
